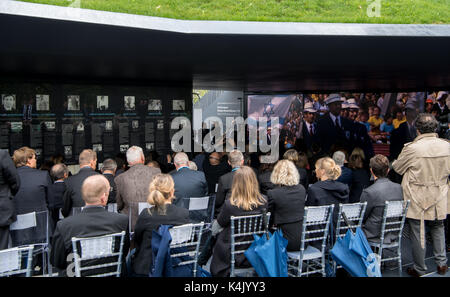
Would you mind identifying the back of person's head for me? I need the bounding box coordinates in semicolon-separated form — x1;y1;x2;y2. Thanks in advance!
332;151;346;167
79;149;97;166
101;158;117;173
270;159;299;187
228;149;244;168
283;149;300;167
13;147;35;167
81;175;110;205
50;163;69;181
209;152;221;166
348;147;365;169
369;154;390;178
40;160;54;172
415;113;439;134
230;166;266;211
148;174;175;215
50;153;64;165
297;152;309;169
147;161;160;169
188;161;197;171
174;152;189;166
315;157;341;180
115;153;127;170
126;146;144;165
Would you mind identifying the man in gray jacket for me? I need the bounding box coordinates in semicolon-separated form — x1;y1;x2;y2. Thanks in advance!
361;154;403;243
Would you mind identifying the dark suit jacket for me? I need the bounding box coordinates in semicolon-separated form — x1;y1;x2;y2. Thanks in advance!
62;167;99;217
360;178;403;243
298;120;318;152
258;170;276;196
210;198;268;277
390;121;417;160
336;166;353;187
349;168;371;203
14;166;51;215
50;206;130;274
268;185;306;251
316;114;355;154
171;167;208;201
103;173;117;203
47;181;66;210
203;158;231;194
132;204;190;275
0;150;20;226
215;170;236;217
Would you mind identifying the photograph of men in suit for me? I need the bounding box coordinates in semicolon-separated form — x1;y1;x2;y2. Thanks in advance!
97;96;108;110
36;94;50;111
50;174;129;276
124;96;135;110
1;94;16;111
67;95;80;111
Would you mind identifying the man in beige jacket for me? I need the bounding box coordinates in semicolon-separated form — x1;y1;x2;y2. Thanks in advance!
393;113;450;277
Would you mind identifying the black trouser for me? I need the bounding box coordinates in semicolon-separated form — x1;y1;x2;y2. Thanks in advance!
0;225;10;250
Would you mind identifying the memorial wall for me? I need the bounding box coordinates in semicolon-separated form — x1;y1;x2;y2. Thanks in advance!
0;82;192;165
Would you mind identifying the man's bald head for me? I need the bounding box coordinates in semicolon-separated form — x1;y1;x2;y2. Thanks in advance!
79;149;97;169
81;175;110;205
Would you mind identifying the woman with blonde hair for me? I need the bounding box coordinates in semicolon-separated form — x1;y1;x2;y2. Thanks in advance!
131;173;190;276
306;157;349;224
210;166;267;277
268;160;306;251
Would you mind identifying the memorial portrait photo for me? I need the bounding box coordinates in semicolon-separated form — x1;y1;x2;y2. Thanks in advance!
97;95;109;110
67;95;80;111
132;120;139;129
105;120;113;131
148;99;162;111
172;99;185;111
124;96;135;110
76;122;84;132
93;144;103;152
45;121;56;130
146;142;154;151
2;94;16;111
36;94;50;111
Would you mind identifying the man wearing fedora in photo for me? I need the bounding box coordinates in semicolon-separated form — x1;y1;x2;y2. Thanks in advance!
296;101;318;153
315;93;356;155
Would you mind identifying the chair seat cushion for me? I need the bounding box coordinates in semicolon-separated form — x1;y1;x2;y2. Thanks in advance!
287;245;322;261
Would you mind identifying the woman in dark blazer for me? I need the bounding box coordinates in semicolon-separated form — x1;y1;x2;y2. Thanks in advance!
267;160;306;251
210;166;267;277
348;148;371;203
257;161;276;196
130;173;190;276
306;157;349;226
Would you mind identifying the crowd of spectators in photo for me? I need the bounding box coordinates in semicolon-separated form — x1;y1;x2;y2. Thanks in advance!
0;91;448;278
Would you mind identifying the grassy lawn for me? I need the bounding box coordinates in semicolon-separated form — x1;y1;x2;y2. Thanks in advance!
16;0;450;24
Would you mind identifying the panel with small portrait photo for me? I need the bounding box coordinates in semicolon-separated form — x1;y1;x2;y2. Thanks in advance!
97;96;109;110
120;144;129;153
93;144;103;153
36;94;50;111
148;99;162;111
132;120;139;129
105;120;113;131
124;96;135;111
1;94;16;111
76;122;84;132
45;121;56;131
172;100;185;111
67;95;80;111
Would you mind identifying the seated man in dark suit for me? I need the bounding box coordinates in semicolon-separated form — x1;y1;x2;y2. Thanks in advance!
333;150;353;188
61;149;99;217
215;150;244;217
48;163;69;230
101;158;117;204
361;154;403;244
170;152;208;204
50;175;130;276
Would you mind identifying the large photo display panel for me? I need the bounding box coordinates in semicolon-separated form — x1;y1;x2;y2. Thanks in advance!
0;82;192;166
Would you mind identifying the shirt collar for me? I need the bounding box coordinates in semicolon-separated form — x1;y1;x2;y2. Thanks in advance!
177;166;190;171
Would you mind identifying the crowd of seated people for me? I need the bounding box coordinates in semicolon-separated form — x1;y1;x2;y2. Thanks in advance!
0;92;448;277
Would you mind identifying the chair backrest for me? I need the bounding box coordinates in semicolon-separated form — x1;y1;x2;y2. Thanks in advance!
71;231;126;277
177;196;215;224
168;222;205;277
230;212;271;277
0;245;34;277
106;203;118;213
9;210;50;247
300;205;334;252
138;202;153;215
335;202;367;242
379;200;410;245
